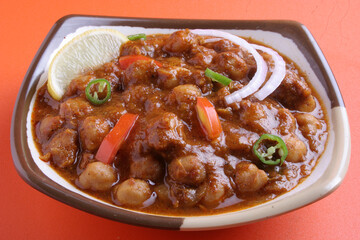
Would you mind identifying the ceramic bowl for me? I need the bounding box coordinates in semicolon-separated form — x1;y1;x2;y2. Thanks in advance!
11;15;351;230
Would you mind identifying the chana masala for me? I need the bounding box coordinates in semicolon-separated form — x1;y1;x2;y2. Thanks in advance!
32;29;328;215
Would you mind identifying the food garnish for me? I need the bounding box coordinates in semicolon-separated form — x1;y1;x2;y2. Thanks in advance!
96;113;138;164
196;97;222;140
128;33;146;41
191;29;268;104
191;29;288;104
253;134;288;165
252;44;286;100
47;28;128;100
85;79;111;105
118;55;163;70
204;68;232;86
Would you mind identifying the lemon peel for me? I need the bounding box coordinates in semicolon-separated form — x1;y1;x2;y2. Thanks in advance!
47;28;128;100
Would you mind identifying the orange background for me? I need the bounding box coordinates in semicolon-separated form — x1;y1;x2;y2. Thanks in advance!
1;0;359;239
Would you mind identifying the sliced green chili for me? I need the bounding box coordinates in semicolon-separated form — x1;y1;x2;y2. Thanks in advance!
128;33;146;41
205;68;233;86
85;79;111;105
253;134;288;166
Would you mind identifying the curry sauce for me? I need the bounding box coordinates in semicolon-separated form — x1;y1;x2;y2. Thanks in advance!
32;30;328;215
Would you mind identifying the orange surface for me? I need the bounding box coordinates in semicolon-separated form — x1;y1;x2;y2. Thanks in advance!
1;0;359;239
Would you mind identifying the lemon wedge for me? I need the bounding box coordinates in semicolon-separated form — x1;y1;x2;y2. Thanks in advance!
47;28;128;100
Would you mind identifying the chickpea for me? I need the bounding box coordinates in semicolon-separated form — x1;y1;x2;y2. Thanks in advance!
78;162;116;191
48;129;77;168
163;30;196;54
285;136;307;163
130;155;163;182
235;162;268;193
114;178;151;206
154;184;171;204
211;52;248;80
298;95;316;112
295;113;322;136
169;84;201;105
157;67;191;89
59;97;93;121
201;175;226;207
79;116;110;151
168;155;206;186
38;115;63;142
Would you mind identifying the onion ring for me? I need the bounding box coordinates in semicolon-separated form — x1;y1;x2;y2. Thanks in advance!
252;44;286;101
191;29;268;104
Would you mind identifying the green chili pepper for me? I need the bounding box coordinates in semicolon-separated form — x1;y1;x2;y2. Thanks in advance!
205;68;232;86
128;33;146;41
253;134;288;166
85;79;111;105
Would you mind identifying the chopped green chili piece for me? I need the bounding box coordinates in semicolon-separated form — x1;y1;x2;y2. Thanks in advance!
128;33;146;41
85;79;111;105
253;134;288;166
204;68;233;86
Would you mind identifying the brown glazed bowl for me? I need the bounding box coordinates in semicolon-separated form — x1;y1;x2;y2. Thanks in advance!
11;15;351;230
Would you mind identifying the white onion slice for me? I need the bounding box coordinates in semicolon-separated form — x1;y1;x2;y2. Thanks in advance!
202;37;224;44
252;44;286;100
191;29;268;104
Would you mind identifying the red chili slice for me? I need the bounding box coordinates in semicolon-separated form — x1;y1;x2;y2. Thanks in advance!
118;55;162;70
195;97;222;140
95;113;138;164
